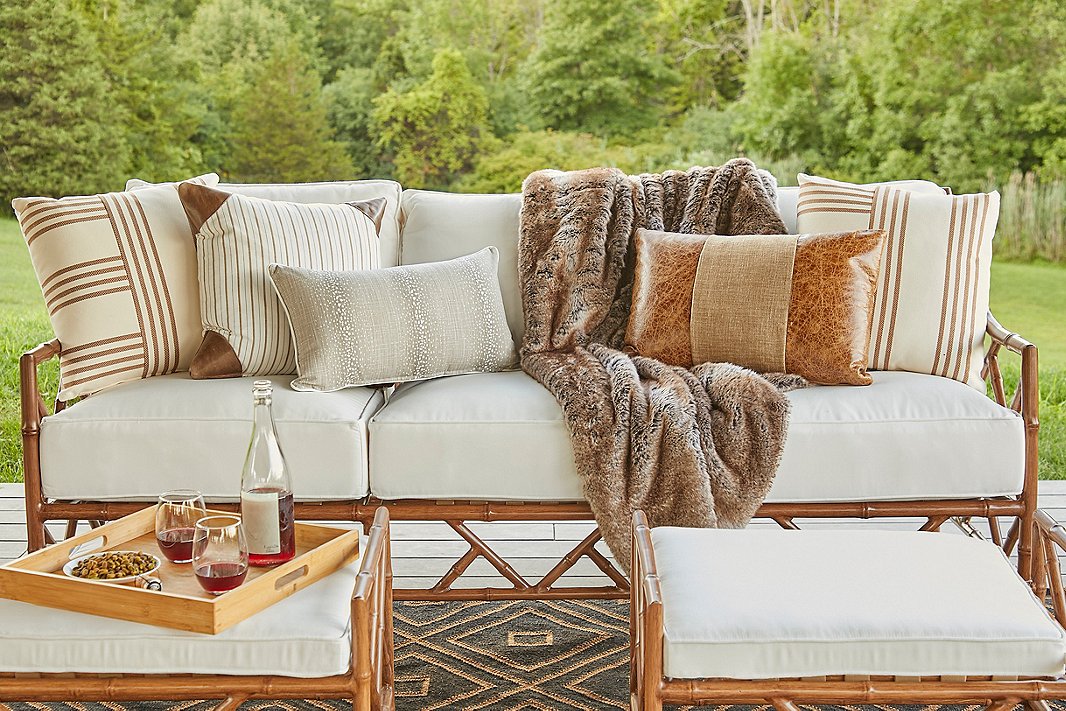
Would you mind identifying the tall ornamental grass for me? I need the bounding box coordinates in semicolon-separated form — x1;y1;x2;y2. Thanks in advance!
993;172;1066;263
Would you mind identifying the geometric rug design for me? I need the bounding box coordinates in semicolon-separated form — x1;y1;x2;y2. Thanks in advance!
3;600;1065;710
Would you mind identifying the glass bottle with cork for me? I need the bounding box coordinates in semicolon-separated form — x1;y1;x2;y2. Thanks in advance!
240;380;296;566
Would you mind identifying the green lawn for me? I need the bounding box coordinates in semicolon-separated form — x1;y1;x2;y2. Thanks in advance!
0;218;1064;481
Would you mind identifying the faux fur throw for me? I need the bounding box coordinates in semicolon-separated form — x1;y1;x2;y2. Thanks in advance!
518;159;805;566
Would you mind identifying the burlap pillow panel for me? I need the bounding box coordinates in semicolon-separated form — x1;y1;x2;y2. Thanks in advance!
12;175;215;401
178;183;383;379
796;176;999;389
269;247;518;391
625;228;885;385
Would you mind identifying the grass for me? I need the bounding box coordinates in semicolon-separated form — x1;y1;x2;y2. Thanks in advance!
994;173;1066;263
0;218;57;482
988;261;1066;479
0;218;1063;482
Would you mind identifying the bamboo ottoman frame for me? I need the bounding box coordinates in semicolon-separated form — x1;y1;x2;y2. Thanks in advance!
629;510;1066;711
19;311;1041;601
0;507;395;711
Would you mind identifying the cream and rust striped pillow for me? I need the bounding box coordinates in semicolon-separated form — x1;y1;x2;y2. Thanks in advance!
796;174;999;389
178;183;385;379
12;173;218;401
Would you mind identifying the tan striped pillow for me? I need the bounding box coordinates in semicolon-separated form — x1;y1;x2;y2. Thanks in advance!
12;173;218;401
178;183;384;378
796;174;999;389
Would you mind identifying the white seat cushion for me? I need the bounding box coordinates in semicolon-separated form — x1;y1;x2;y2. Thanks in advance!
368;370;1023;502
0;562;357;677
41;374;384;501
650;528;1066;679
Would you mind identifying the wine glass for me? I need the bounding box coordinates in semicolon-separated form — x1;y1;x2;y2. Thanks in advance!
192;515;249;595
155;489;206;563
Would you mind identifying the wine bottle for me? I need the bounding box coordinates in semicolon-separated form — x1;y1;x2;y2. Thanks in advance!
240;380;296;567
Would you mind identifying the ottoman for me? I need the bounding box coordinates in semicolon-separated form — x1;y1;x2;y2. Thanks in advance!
0;508;394;711
631;511;1066;711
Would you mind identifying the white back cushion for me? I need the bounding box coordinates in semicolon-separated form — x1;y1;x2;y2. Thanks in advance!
400;190;524;341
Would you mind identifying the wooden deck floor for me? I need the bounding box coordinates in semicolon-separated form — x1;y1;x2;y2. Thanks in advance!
3;482;1066;588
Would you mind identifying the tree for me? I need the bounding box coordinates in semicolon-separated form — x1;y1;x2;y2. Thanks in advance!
398;0;543;134
651;0;745;111
324;66;394;179
0;0;128;208
72;0;206;181
519;0;677;136
373;48;492;188
228;42;353;183
176;0;322;170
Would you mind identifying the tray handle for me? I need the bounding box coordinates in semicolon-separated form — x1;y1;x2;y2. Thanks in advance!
274;565;310;590
68;536;108;560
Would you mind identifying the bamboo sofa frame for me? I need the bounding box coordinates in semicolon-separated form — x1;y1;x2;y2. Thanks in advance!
19;311;1040;600
0;506;394;710
629;510;1065;711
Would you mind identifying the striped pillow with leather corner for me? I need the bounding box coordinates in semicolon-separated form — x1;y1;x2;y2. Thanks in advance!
178;183;385;379
12;173;218;401
796;174;999;389
624;228;886;385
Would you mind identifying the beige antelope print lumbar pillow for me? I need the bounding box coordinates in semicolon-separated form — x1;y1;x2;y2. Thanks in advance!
796;174;999;389
269;247;518;391
178;182;386;379
12;173;218;401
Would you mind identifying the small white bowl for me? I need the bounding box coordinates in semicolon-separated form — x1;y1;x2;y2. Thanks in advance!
63;551;162;585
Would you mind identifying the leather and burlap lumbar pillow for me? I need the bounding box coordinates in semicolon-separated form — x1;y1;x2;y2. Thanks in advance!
12;173;218;401
796;173;999;389
269;247;518;391
624;228;885;385
178;182;385;379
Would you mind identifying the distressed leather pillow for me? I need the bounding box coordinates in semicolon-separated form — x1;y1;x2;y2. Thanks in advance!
797;174;998;389
12;173;218;401
269;247;518;390
178;183;386;379
624;228;885;385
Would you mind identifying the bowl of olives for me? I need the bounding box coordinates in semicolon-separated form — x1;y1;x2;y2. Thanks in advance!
63;550;161;585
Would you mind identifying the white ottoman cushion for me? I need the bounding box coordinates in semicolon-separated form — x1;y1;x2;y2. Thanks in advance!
0;564;358;677
651;528;1066;680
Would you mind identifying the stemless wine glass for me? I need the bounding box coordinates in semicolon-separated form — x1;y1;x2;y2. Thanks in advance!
155;489;206;563
192;515;249;595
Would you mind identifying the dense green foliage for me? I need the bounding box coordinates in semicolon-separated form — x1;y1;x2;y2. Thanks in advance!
2;0;1066;261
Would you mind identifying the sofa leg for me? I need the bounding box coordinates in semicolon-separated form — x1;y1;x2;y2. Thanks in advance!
1020;511;1036;585
25;508;46;553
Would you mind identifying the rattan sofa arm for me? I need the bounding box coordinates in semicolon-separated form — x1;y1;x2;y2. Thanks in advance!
20;339;61;436
986;311;1036;355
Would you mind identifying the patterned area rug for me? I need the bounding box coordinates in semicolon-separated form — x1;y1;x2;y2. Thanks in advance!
2;599;1064;710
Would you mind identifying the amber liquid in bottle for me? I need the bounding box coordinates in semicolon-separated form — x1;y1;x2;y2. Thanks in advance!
240;381;296;567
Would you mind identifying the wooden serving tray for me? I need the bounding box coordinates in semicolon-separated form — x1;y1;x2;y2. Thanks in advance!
0;507;360;634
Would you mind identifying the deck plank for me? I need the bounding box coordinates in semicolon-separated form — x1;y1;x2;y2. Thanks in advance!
3;482;1066;579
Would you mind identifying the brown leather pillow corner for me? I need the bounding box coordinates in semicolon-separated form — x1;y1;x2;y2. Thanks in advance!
625;228;885;385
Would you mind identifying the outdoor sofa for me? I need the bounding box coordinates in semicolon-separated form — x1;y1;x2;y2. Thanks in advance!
19;179;1042;601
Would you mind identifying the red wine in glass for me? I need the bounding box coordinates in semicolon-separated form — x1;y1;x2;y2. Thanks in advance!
156;527;195;563
194;562;248;594
246;488;296;567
